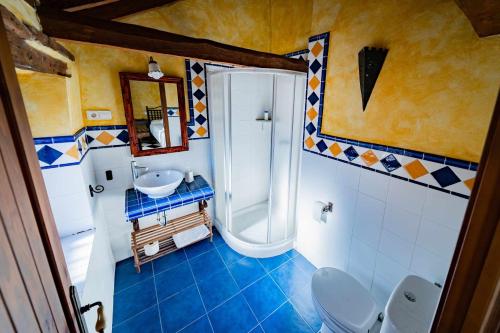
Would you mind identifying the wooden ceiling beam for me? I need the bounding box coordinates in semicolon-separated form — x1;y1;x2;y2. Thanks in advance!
40;0;106;10
74;0;178;20
455;0;500;37
38;8;308;73
0;5;72;76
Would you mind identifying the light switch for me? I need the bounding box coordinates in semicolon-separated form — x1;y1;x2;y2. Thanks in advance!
86;110;112;120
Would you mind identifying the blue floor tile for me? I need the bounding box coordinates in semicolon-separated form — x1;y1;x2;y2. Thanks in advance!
291;254;317;277
270;260;310;298
289;284;322;332
189;249;225;282
112;305;161;333
198;268;239;310
242;276;286;321
114;243;319;333
152;249;187;274
249;325;265;333
216;243;245;266
228;257;266;289
184;238;215;259
286;249;301;258
258;253;291;272
113;278;156;325
114;257;153;293
212;229;225;247
155;261;195;301
178;315;213;333
208;294;258;333
261;302;312;333
159;285;206;332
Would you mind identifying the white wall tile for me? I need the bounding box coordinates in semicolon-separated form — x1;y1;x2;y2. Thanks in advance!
91;146;131;170
348;261;374;291
334;161;361;190
371;273;394;308
378;230;414;268
349;237;377;270
49;191;94;236
42;165;85;198
417;219;459;261
374;253;409;288
411;245;450;286
347;237;376;290
353;193;385;249
359;169;390;202
95;166;133;192
387;178;427;214
382;205;421;243
296;150;469;308
422;190;468;230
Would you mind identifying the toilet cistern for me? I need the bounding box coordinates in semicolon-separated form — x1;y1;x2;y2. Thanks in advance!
311;268;442;333
380;275;441;333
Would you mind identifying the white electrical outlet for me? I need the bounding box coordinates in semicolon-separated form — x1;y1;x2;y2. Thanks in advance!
86;110;112;120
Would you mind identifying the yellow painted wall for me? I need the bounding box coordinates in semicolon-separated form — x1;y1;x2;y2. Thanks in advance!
308;0;500;162
270;0;312;54
17;70;84;137
118;0;272;52
9;0;499;162
165;83;179;108
130;81;162;120
61;41;188;126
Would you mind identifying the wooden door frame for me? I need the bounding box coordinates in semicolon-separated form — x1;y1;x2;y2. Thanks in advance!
432;91;500;332
0;17;78;332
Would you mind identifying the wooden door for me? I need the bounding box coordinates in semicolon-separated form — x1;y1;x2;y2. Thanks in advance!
432;91;500;332
0;18;77;333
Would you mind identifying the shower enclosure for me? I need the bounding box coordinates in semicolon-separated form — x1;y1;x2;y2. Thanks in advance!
208;68;306;257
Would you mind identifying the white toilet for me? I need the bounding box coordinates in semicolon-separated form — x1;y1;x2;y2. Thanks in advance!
311;268;441;333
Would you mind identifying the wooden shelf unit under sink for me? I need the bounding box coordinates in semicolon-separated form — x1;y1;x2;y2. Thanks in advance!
130;201;212;272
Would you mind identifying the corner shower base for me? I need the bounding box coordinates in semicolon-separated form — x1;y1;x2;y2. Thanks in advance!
232;202;269;244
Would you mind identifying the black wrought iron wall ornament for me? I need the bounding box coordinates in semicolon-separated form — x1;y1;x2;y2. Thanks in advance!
89;184;104;197
358;47;388;110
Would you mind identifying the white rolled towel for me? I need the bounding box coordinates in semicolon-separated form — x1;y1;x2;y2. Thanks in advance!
173;225;210;249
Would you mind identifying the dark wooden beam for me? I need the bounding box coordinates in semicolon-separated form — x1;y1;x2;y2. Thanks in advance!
6;31;70;77
75;0;178;20
38;8;308;72
40;0;106;10
455;0;500;37
0;5;72;76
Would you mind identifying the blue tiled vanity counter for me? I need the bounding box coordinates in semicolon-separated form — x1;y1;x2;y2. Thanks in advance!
125;175;214;220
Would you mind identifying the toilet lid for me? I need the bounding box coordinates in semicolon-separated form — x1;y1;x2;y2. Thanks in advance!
312;268;379;333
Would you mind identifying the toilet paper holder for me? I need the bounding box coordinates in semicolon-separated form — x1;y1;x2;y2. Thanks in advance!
322;202;333;213
314;201;333;223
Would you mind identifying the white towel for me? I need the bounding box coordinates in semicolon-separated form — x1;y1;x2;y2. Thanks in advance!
173;225;210;248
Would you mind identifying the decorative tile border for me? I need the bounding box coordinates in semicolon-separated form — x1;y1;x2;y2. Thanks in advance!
85;125;129;149
185;59;209;140
34;126;129;169
283;49;309;62
302;32;477;198
35;127;90;169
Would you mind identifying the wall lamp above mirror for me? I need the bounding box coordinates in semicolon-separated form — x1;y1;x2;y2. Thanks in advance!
119;72;189;157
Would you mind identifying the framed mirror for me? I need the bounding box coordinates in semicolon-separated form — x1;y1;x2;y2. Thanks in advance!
119;72;188;156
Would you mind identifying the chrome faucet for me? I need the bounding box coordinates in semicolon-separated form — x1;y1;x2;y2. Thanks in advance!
131;159;148;179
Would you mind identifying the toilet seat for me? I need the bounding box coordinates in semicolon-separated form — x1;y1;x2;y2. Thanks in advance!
312;268;380;333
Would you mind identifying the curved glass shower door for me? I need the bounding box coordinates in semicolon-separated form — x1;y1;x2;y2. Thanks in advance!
209;69;305;249
229;73;273;244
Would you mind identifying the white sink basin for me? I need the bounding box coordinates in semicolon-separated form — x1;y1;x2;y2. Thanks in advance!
134;169;183;198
